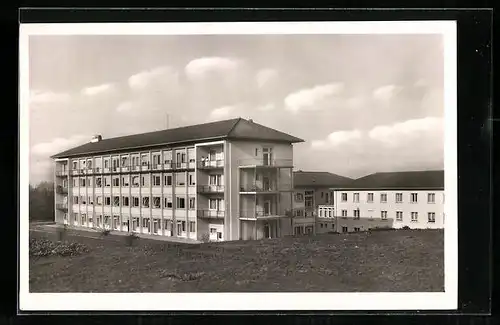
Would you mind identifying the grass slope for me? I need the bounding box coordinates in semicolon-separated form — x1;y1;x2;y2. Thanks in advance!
29;228;444;292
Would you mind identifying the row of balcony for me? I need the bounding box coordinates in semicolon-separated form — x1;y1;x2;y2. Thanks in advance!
239;184;293;192
55;160;225;177
237;158;293;168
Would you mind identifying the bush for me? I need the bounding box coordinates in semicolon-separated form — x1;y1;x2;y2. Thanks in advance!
401;226;411;230
369;227;395;232
124;232;138;246
29;238;89;257
200;233;210;243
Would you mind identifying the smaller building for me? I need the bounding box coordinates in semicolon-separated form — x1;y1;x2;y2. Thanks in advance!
292;171;353;235
324;170;445;233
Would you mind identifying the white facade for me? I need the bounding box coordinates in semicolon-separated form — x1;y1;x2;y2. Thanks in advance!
317;189;445;233
53;139;296;242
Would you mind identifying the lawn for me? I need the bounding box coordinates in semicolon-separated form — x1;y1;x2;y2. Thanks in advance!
29;227;444;292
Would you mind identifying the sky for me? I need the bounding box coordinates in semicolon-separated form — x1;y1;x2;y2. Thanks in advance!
28;33;444;185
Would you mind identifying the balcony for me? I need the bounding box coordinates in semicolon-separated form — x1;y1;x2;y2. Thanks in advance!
56;185;68;194
239;209;293;220
239;183;293;193
55;170;68;177
56;203;68;211
197;185;225;193
198;159;224;169
237;158;293;168
197;209;225;219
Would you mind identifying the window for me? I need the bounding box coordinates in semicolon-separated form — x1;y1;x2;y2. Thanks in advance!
153;196;161;209
367;193;374;202
255;148;258;156
122;196;129;207
319;210;323;217
164;196;173;208
141;154;149;166
96;196;102;206
189;221;196;232
132;176;140;187
321;192;324;198
81;196;86;204
325;193;329;202
428;212;436;223
342;226;348;233
428;193;435;203
122;175;130;187
380;193;387;203
188;173;196;186
113;196;120;206
163;151;172;165
141;175;149;187
341;193;348;202
153;175;161;187
73;196;79;204
164;175;172;186
329;210;332;218
181;221;186;232
104;196;110;206
104;176;111;187
113;177;119;187
396;193;403;203
88;196;93;205
381;211;388;220
305;190;314;196
341;210;348;217
411;212;418;222
295;193;303;202
121;156;129;167
188;148;195;163
132;197;140;207
320;223;324;229
410;193;418;203
353;209;360;219
176;196;186;209
80;177;86;187
104;159;109;169
176;172;186;186
152;153;161;166
304;197;313;208
353;193;360;203
96;177;102;187
294;209;303;217
87;160;92;169
73;178;78;187
189;197;196;210
209;198;223;210
354;227;360;232
142;196;150;208
72;161;78;169
209;174;222;185
396;211;403;221
131;156;139;167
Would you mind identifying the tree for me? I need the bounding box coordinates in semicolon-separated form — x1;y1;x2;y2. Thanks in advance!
29;182;54;221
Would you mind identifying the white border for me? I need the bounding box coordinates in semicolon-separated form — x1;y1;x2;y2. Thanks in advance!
19;21;457;311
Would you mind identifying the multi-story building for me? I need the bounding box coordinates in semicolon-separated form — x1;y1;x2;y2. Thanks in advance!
316;170;445;233
291;171;353;235
51;118;304;242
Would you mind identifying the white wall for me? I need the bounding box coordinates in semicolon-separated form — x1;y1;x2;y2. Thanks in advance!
333;189;444;230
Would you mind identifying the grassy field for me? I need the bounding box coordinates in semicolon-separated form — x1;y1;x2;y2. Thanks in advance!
29;227;444;292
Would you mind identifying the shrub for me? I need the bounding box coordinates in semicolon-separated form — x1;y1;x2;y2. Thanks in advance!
200;233;210;243
369;227;395;232
124;232;138;246
401;226;411;230
29;238;89;257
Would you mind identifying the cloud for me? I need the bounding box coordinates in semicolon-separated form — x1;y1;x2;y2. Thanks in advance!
311;129;363;150
30;90;71;104
31;134;89;157
209;105;237;120
368;116;443;147
372;84;403;101
284;83;345;113
185;57;240;80
345;96;366;108
255;68;278;88
81;83;114;96
128;66;179;90
256;103;275;112
116;101;134;113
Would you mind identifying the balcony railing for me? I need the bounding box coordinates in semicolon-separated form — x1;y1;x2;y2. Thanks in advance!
240;183;292;192
197;185;225;193
197;209;225;219
55;170;68;176
56;185;68;194
198;159;224;169
56;203;67;211
237;158;293;167
239;209;293;219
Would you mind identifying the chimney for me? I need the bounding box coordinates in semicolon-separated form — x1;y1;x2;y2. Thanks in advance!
90;134;102;143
